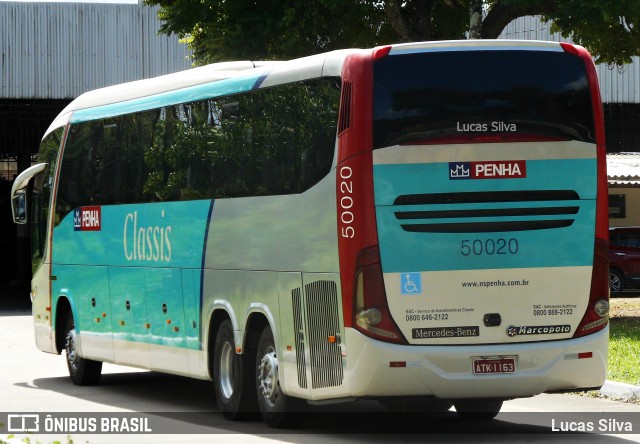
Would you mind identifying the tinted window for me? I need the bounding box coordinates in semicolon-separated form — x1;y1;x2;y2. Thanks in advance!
373;51;595;148
32;128;62;273
611;231;640;248
56;78;340;222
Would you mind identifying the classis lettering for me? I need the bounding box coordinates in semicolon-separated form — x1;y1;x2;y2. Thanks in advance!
123;210;172;262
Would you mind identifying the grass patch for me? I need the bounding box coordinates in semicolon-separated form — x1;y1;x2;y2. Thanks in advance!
608;317;640;385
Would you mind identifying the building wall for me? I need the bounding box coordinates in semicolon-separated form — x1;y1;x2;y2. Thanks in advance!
500;15;640;104
0;2;192;100
501;17;640;226
609;187;640;227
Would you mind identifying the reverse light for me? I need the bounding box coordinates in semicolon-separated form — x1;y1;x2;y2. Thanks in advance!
356;308;382;326
594;299;609;317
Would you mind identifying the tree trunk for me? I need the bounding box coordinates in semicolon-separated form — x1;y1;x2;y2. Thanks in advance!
469;0;483;39
481;0;559;39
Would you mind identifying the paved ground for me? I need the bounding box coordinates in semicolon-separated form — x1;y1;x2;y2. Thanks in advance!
3;284;640;443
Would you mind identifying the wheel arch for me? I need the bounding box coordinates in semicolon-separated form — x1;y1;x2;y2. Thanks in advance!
54;296;73;354
205;302;277;385
243;311;271;357
206;307;233;380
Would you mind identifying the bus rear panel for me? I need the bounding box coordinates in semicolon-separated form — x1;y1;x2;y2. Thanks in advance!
337;41;608;400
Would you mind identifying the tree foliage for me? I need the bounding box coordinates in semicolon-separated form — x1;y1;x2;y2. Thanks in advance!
145;0;640;65
145;0;395;63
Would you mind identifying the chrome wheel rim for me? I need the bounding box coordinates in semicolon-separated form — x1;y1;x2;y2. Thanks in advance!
65;328;78;372
219;341;235;399
610;272;621;292
258;346;279;408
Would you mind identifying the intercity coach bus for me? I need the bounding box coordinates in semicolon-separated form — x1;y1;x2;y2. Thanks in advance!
11;40;609;427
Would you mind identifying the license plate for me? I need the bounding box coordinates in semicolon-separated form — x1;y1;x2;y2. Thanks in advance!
472;357;516;375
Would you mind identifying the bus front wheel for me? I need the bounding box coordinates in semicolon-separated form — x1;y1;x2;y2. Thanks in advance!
64;311;102;385
255;326;306;428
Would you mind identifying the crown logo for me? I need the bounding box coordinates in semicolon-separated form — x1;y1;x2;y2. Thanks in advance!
73;208;82;228
450;164;470;178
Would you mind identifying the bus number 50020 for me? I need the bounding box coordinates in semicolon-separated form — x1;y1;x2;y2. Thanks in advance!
461;238;518;256
339;166;355;238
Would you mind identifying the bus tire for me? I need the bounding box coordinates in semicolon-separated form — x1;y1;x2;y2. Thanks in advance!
64;311;102;386
255;326;306;428
453;399;503;420
213;319;252;420
380;396;453;413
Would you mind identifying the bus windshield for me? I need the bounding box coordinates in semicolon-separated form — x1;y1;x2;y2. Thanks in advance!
373;50;595;148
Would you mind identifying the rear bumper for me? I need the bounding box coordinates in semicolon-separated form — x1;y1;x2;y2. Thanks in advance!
344;326;607;399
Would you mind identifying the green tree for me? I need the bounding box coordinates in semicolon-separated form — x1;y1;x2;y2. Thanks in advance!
145;0;395;63
146;0;640;65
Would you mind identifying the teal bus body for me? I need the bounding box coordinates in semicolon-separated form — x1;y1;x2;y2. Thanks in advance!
53;200;212;349
70;72;264;124
374;157;597;272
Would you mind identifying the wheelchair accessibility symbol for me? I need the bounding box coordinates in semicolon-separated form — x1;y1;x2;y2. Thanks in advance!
401;272;422;295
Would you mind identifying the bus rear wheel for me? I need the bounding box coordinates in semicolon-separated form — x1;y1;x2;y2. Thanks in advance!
255;326;306;428
213;319;254;420
380;396;453;413
64;311;102;386
453;399;503;420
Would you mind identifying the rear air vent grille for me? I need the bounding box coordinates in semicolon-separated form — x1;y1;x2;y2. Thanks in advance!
305;280;343;389
394;190;581;233
290;280;344;391
393;190;580;206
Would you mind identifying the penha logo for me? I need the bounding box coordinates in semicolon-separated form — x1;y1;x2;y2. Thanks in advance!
449;160;526;180
73;206;102;231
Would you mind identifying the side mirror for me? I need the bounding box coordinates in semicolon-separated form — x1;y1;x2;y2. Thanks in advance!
10;163;47;225
12;192;27;224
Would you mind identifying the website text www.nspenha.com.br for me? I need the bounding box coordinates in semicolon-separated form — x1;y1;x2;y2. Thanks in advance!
461;279;530;288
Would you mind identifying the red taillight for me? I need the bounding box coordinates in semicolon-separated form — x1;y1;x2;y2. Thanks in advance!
573;238;609;338
353;246;407;344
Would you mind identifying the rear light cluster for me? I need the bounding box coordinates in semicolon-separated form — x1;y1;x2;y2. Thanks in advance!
573;238;609;338
353;246;407;344
562;43;609;338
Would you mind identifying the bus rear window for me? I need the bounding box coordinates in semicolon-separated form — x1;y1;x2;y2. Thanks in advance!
373;50;595;148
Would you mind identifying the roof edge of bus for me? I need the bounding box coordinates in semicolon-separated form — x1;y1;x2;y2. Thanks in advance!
57;60;284;118
388;39;563;55
54;50;360;127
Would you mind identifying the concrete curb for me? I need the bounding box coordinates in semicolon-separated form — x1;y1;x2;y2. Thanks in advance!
600;380;640;401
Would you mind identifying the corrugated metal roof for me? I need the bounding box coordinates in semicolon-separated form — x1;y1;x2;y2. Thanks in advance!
0;2;192;99
608;153;640;185
500;16;640;104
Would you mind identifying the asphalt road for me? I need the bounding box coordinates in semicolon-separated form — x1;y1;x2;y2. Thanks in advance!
2;306;640;444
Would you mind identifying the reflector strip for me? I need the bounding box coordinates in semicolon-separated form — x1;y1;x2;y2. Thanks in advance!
565;352;593;360
389;361;407;368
